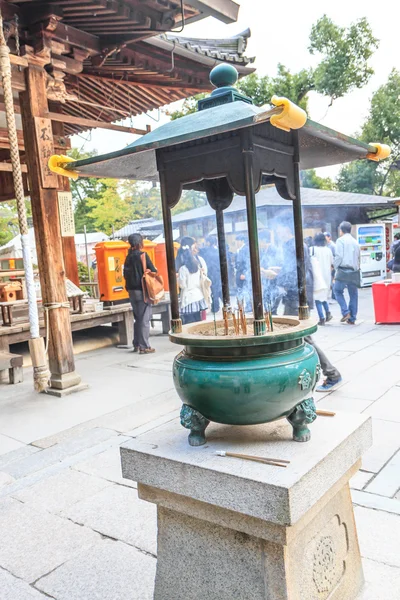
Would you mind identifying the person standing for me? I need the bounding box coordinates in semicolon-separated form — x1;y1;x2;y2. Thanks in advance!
235;234;252;312
334;221;361;325
310;233;334;326
178;237;209;324
270;216;342;392
324;232;336;257
200;235;222;314
123;233;157;354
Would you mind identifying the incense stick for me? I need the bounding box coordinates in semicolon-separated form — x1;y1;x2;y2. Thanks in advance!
216;451;289;468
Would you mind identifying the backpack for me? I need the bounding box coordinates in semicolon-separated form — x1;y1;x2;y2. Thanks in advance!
141;253;165;305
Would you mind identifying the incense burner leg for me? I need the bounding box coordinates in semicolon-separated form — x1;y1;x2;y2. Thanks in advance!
287;398;317;442
180;404;210;447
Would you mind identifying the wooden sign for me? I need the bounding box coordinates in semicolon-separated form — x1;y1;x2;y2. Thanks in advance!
34;117;58;188
58;191;75;237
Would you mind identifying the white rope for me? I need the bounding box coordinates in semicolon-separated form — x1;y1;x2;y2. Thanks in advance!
21;234;39;338
43;303;70;354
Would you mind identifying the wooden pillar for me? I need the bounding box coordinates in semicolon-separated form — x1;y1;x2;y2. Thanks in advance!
241;129;266;336
292;130;309;320
52;113;80;287
19;65;81;391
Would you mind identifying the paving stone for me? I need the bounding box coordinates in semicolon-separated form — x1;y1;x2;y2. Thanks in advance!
352;490;400;516
337;356;400;401
73;446;137;488
0;434;25;456
0;471;15;489
325;347;396;382
355;505;400;567
0;445;41;470
2;428;117;479
12;469;113;514
364;449;400;498
62;484;157;555
364;387;400;422
0;567;48;599
350;470;374;491
35;539;155;600
0;497;100;582
316;394;373;414
356;558;400;600
361;419;400;473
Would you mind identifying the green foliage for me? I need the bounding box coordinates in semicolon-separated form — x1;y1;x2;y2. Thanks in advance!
68;148;103;232
0;200;31;246
300;169;335;190
171;16;378;117
77;261;95;294
309;16;378;101
172;189;206;215
237;67;312;111
86;179;132;235
337;70;400;197
167;94;207;121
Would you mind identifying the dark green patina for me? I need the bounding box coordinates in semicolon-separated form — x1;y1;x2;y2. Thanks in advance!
171;317;319;445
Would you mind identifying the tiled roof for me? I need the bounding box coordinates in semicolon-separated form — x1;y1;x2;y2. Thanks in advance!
163;29;255;66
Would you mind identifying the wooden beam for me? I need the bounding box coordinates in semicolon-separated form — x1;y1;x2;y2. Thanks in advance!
0;162;28;173
48;111;149;135
19;65;81;391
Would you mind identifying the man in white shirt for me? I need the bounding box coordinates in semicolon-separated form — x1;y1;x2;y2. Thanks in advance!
334;222;361;325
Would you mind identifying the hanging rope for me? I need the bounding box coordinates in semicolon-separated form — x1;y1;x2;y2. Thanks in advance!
0;10;49;391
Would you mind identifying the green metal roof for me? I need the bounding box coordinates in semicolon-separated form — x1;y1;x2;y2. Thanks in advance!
68;100;375;180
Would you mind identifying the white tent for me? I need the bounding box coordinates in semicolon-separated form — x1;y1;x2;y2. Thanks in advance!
0;227;38;264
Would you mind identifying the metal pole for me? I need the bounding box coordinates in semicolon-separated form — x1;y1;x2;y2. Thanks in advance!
159;170;181;333
215;207;230;309
292;130;309;320
241;129;265;335
84;225;91;283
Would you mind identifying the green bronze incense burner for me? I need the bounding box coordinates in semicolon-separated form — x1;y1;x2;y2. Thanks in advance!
171;316;319;446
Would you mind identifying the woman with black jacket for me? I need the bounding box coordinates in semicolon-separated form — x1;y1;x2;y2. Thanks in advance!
123;233;157;354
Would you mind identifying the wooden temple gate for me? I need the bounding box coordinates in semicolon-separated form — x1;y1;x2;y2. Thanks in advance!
0;0;254;393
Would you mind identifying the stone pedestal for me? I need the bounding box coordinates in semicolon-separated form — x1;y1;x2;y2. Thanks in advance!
121;413;372;600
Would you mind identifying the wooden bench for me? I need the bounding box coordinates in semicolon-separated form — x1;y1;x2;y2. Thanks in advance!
0;351;23;384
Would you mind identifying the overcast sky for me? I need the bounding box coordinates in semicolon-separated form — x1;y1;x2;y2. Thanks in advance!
73;1;399;177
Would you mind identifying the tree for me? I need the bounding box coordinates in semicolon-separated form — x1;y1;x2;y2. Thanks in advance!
169;16;378;119
86;179;132;235
300;169;335;191
0;200;32;246
68;148;103;232
337;70;400;197
167;94;206;121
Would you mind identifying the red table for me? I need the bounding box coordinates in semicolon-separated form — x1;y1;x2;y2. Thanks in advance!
372;280;400;323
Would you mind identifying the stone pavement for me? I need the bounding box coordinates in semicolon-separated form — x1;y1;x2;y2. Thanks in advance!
0;289;399;599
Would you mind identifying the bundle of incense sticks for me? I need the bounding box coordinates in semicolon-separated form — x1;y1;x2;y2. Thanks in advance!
232;312;239;335
216;451;290;468
238;302;247;334
223;310;229;336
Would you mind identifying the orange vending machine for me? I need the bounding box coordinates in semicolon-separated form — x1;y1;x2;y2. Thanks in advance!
95;240;129;303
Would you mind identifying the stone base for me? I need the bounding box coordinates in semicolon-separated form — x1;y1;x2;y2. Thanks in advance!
49;370;82;390
45;382;89;397
141;476;362;600
121;414;372;600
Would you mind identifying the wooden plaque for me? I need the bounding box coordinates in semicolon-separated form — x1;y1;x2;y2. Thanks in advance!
34;117;58;188
58;191;75;237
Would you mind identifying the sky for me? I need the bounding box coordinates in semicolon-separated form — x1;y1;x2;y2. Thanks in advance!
72;0;400;177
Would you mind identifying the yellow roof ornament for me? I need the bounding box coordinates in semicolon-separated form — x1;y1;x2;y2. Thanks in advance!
48;155;80;180
366;143;391;162
269;96;307;132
